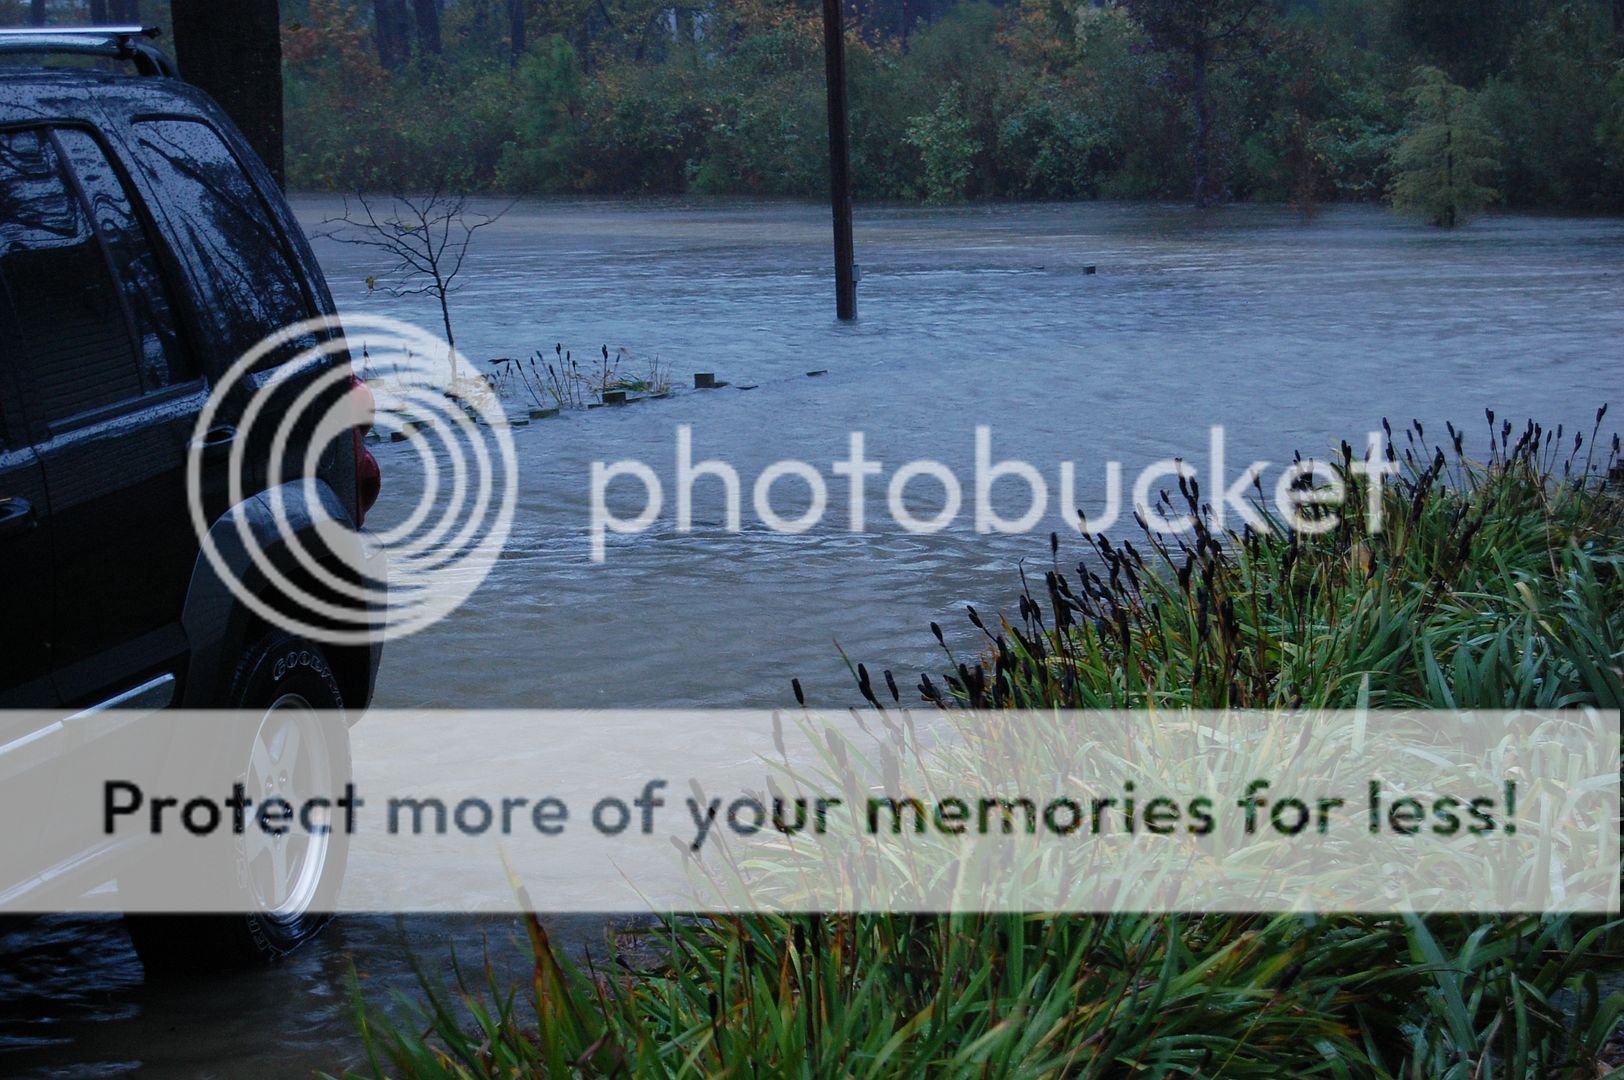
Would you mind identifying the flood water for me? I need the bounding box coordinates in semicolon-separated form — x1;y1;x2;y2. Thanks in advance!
4;199;1622;1076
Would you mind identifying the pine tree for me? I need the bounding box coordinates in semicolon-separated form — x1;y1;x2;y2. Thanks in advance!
1391;66;1501;227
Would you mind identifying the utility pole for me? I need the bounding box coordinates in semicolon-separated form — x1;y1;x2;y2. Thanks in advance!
821;0;857;320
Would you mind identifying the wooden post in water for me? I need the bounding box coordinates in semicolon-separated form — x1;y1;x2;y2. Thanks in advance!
821;0;857;320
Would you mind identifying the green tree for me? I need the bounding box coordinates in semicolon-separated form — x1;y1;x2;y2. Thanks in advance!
1478;2;1620;209
904;86;977;202
1118;0;1275;207
1599;60;1624;197
1391;66;1501;226
1390;0;1534;86
272;0;1621;207
898;3;1008;197
497;35;584;192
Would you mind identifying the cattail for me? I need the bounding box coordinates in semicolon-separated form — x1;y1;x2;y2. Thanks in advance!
791;677;805;706
856;664;880;708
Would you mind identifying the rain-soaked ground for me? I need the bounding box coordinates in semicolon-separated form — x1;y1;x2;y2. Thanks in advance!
3;199;1622;1077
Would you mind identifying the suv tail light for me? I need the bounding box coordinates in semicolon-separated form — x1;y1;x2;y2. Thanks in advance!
349;374;381;525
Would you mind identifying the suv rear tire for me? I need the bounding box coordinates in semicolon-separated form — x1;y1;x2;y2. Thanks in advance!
125;631;351;972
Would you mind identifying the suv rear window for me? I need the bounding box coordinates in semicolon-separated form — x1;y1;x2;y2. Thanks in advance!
128;119;314;369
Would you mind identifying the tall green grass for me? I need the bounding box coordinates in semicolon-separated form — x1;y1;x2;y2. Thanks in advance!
332;413;1624;1079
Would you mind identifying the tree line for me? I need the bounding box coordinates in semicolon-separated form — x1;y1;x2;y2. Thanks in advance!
12;1;1624;215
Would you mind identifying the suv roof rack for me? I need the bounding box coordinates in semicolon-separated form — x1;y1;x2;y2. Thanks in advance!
0;25;176;78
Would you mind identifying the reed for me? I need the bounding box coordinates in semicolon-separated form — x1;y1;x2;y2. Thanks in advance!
507;344;672;409
330;412;1624;1079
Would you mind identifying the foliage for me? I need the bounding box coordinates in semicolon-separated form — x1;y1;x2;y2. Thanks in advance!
904;87;977;202
1600;61;1624;189
1117;0;1276;205
280;0;1624;212
1389;0;1536;86
330;414;1624;1077
1478;2;1624;212
496;36;584;194
1391;66;1501;227
943;411;1623;715
283;0;398;190
993;90;1108;199
331;911;1624;1078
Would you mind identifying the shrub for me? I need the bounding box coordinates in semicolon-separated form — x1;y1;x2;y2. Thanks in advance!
904;87;977;203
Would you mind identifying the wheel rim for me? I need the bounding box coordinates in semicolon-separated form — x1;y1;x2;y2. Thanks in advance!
243;693;332;922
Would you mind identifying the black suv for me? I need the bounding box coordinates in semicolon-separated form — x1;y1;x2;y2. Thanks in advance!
0;29;382;964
